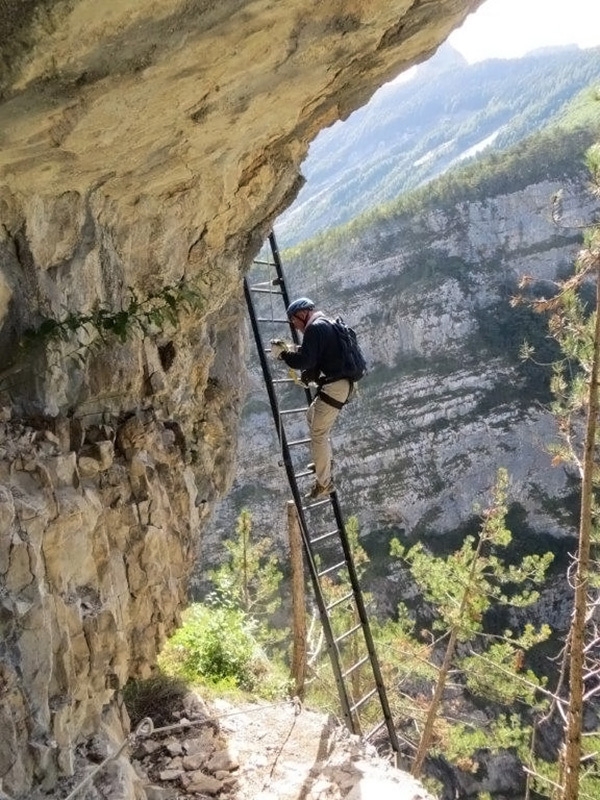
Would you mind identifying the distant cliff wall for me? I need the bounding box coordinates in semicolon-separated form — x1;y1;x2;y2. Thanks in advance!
205;177;598;567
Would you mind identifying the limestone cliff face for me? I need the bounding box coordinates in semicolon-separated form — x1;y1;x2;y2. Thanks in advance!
0;1;483;797
206;177;597;567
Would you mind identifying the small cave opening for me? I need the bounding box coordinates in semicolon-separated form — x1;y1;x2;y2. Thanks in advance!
158;341;176;372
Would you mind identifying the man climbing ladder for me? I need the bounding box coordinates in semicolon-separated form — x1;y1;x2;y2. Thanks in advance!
271;296;363;500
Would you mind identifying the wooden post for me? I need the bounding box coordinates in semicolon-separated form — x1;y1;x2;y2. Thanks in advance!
287;501;307;699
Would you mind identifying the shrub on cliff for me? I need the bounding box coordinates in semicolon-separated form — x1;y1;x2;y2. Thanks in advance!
159;602;264;691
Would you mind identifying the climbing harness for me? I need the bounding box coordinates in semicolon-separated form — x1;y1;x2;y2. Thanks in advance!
317;379;354;410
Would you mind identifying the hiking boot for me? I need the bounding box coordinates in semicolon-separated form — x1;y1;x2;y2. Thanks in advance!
305;479;334;500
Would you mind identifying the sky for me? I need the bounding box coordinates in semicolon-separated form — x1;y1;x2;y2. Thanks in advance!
448;0;600;63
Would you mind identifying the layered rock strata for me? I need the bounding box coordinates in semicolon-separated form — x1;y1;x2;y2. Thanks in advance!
205;178;598;563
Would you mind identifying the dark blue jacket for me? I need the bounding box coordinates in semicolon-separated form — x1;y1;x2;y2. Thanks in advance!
281;316;346;381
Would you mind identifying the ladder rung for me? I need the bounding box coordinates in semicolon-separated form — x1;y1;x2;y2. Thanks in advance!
342;655;369;679
288;437;311;447
350;687;378;713
251;263;280;272
250;287;284;295
302;496;332;509
335;623;362;644
273;377;297;384
257;316;289;323
312;528;340;546
364;719;387;741
318;560;346;579
279;407;308;416
295;468;315;479
326;590;353;611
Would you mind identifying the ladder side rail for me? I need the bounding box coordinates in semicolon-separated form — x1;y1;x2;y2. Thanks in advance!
244;276;357;733
284;494;358;736
266;233;315;408
269;231;314;405
330;493;401;756
268;232;298;346
268;232;291;309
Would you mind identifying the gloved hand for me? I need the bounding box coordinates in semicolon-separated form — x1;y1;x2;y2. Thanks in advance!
270;339;289;360
301;368;320;387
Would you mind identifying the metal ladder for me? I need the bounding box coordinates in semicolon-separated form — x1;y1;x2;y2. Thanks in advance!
244;232;400;759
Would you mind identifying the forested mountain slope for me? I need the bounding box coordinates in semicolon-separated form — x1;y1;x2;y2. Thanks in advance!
275;43;600;246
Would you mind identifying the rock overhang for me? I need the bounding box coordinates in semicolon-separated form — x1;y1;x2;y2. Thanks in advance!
1;0;483;212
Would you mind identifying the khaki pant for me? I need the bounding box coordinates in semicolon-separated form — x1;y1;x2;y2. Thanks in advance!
306;379;352;486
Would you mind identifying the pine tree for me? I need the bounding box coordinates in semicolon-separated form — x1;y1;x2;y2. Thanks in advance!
209;508;284;643
559;146;600;800
390;469;552;778
516;141;600;800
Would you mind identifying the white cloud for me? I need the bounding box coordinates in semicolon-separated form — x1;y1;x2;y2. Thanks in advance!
449;0;600;63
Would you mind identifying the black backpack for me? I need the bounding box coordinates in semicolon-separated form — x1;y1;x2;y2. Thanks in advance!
332;317;367;381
